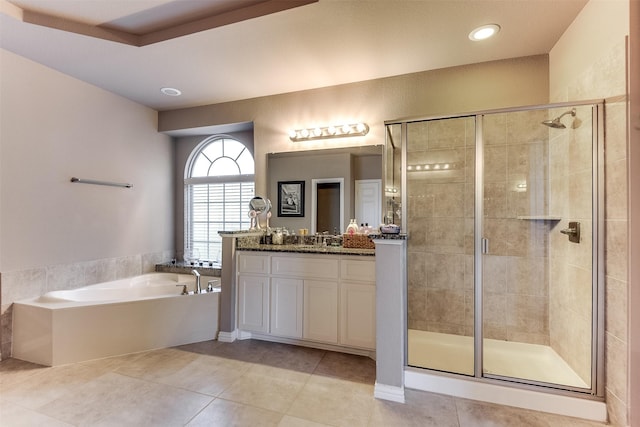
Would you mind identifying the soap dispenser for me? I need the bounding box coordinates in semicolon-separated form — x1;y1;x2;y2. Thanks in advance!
346;219;359;235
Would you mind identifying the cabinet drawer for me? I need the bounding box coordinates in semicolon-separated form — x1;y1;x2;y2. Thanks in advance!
238;253;270;274
340;259;376;282
271;255;339;279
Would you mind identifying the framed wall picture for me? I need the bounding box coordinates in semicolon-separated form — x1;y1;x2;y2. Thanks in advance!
278;181;305;217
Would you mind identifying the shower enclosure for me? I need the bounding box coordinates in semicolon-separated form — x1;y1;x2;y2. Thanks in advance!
385;101;604;397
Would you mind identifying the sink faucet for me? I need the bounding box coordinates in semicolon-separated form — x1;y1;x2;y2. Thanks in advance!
191;269;201;294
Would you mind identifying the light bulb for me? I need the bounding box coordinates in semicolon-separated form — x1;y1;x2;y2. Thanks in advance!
328;126;337;135
288;130;297;139
469;24;500;41
356;123;366;133
341;124;351;134
313;127;322;137
301;129;310;138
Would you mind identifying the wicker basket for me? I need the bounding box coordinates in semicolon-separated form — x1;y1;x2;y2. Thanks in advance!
343;233;375;249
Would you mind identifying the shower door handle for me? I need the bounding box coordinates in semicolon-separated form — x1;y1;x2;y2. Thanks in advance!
481;238;489;254
560;221;580;243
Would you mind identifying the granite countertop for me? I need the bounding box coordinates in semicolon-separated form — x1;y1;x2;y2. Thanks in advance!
370;233;408;240
237;243;375;256
156;261;222;276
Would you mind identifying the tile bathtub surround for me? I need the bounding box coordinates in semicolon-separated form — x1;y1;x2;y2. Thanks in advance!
0;250;173;360
0;339;608;427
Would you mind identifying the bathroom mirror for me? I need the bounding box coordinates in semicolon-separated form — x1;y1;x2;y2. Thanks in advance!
267;146;383;232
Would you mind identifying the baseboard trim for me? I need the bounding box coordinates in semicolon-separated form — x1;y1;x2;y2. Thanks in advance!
374;382;405;403
405;368;607;422
217;330;237;342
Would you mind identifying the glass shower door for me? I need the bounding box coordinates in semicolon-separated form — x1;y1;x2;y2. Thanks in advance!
480;106;596;390
405;116;476;376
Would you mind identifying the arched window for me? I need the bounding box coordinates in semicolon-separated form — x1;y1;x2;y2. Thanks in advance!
184;136;254;263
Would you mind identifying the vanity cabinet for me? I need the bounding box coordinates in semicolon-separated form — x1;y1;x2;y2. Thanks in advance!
236;252;376;352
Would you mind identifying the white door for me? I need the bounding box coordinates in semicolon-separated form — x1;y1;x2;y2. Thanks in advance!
355;179;381;228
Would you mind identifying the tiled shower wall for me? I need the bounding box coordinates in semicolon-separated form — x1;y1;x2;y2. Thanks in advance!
407;110;552;344
550;41;629;426
548;104;595;386
0;250;174;359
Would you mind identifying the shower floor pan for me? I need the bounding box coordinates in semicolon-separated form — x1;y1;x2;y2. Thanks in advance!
407;329;589;389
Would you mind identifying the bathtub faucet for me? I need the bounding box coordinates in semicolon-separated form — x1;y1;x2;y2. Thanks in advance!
191;269;201;294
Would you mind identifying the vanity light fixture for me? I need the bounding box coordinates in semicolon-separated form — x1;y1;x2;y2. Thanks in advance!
468;24;500;41
408;162;458;171
289;123;369;141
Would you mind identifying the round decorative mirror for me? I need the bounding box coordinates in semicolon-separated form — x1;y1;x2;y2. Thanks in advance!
248;197;271;229
249;196;271;214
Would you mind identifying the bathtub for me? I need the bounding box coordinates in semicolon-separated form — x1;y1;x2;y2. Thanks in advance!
12;273;220;366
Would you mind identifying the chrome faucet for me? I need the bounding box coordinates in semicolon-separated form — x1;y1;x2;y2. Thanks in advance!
191;269;201;294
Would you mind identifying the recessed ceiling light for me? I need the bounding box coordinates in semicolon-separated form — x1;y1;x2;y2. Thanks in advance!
160;87;182;96
469;24;500;41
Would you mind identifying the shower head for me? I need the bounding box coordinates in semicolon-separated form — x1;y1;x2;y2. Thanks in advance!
541;108;577;129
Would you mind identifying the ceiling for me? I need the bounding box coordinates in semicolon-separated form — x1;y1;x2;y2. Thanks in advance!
0;0;588;111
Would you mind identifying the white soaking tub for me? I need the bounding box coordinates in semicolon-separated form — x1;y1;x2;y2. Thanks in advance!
12;273;220;366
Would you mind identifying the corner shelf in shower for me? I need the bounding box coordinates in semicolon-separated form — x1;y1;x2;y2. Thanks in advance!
516;216;562;221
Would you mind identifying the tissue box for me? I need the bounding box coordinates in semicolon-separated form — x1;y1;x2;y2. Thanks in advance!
343;234;375;249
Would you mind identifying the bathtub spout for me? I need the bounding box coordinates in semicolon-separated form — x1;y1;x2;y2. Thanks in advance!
191;269;201;294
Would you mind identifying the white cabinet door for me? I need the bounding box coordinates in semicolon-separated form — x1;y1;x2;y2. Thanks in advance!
270;277;303;338
303;280;338;344
340;281;376;350
238;275;269;333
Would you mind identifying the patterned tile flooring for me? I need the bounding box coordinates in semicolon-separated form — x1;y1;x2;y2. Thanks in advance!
0;339;608;426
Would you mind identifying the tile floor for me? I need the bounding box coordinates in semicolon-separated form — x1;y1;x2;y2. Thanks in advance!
0;339;608;426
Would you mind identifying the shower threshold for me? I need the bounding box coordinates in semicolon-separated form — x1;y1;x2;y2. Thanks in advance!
407;329;588;389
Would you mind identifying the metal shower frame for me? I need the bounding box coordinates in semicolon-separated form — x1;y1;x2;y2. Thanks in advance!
385;99;605;399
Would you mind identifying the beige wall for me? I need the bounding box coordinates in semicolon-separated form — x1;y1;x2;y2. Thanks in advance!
549;0;629;100
0;49;175;271
160;55;550;200
0;49;175;357
549;1;630;425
